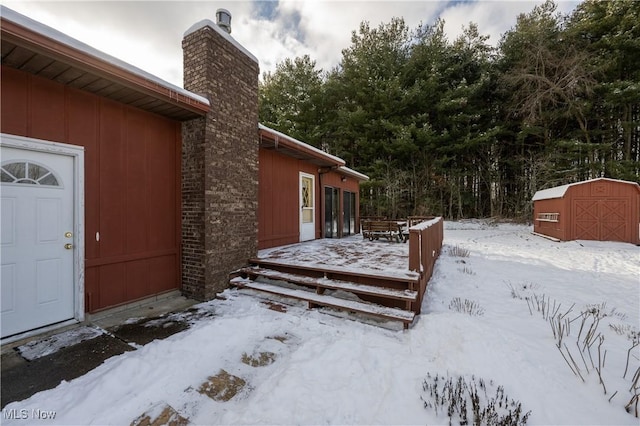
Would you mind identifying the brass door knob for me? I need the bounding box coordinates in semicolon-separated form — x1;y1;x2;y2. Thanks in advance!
64;243;73;250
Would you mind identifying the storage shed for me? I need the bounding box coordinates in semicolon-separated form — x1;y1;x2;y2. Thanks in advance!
532;178;640;245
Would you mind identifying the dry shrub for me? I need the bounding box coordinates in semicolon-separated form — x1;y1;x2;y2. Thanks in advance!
458;266;475;275
421;373;531;425
449;297;485;316
449;245;470;257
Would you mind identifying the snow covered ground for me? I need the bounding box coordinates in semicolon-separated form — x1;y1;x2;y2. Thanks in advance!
3;221;639;425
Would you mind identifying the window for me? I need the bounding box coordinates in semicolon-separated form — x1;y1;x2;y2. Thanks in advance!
343;191;356;236
301;176;314;223
1;161;60;186
536;213;559;222
324;186;339;238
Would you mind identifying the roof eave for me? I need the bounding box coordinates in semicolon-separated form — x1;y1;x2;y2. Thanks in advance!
339;166;369;182
258;124;345;168
1;8;209;120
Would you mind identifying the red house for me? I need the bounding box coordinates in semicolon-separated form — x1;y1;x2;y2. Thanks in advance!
532;178;640;245
0;7;367;341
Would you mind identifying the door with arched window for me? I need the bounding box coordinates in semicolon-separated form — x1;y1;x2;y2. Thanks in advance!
1;141;78;338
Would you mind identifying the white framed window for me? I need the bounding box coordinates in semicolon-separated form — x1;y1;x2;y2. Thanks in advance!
536;213;559;222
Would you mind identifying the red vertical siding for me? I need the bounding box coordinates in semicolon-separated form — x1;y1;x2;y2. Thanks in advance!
322;171;360;192
533;198;566;240
147;119;178;250
124;109;148;254
149;255;178;293
67;89;99;260
99;100;126;258
29;75;65;141
1;67;28;135
258;149;300;249
125;260;149;300
1;66;182;312
98;263;126;308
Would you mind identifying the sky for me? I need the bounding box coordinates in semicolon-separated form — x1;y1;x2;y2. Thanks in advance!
3;221;638;424
3;1;580;88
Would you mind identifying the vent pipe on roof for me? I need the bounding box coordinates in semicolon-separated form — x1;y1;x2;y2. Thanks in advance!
216;8;232;34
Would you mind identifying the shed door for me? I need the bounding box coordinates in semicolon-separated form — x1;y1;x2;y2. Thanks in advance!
1;147;75;338
300;173;315;241
573;198;628;242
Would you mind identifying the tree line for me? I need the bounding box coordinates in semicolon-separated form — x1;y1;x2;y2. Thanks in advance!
259;0;639;220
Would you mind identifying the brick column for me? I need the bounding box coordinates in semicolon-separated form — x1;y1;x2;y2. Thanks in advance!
181;18;259;300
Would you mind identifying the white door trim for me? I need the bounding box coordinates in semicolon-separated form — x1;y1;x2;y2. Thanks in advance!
299;172;316;242
1;133;85;343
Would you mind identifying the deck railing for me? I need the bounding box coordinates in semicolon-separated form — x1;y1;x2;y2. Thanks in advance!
408;217;444;313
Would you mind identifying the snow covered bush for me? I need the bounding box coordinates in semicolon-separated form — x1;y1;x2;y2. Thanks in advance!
421;373;531;425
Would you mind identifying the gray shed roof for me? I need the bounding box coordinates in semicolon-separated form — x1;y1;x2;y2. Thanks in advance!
532;178;639;201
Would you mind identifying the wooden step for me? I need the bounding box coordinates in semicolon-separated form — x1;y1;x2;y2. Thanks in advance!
249;258;420;291
248;258;420;285
231;277;416;328
239;267;417;302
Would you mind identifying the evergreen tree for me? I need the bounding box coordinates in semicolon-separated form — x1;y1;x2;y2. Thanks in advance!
258;1;640;219
259;55;324;146
567;0;640;181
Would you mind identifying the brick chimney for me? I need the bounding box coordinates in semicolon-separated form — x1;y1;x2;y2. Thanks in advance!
181;13;259;300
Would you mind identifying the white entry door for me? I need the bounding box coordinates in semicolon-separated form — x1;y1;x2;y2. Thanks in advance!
1;145;76;338
299;172;315;241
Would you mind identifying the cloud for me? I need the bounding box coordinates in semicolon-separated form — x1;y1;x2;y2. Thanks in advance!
440;1;539;45
439;0;580;46
274;1;443;73
3;1;580;87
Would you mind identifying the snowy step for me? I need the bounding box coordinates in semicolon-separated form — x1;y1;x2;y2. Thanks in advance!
248;258;420;285
230;277;416;328
240;267;417;302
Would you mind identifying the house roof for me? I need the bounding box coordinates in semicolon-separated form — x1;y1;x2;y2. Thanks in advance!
339;166;369;182
259;124;345;167
338;167;369;181
1;6;210;121
532;178;640;201
258;125;369;181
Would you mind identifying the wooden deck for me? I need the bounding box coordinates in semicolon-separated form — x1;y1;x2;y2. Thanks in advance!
230;220;443;329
